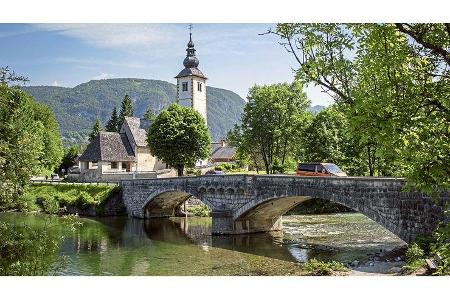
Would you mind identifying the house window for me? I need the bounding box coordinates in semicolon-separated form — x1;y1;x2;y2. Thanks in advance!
122;162;127;170
91;161;98;168
197;82;202;92
182;82;188;91
111;162;118;169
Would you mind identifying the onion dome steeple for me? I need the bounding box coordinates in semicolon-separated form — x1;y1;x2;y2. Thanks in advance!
175;25;207;79
183;32;199;68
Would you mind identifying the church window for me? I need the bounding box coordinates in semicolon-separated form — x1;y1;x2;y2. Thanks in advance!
182;82;188;91
197;82;202;92
111;162;118;169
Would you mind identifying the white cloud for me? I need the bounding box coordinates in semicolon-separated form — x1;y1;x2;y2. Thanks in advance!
33;24;181;49
92;72;113;80
52;80;60;86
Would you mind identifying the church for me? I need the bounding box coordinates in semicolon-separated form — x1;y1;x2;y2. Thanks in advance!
77;30;235;181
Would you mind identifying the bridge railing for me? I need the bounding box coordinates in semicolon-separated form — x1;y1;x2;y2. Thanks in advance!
30;179;119;186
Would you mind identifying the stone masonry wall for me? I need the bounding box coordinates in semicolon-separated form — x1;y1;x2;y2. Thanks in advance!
120;175;450;242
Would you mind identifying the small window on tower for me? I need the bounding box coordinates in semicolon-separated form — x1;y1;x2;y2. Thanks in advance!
182;82;188;91
197;82;202;92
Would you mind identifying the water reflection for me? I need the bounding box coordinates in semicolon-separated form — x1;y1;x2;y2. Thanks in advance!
0;212;406;275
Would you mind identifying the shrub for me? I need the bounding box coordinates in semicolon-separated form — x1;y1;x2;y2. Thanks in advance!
15;194;38;212
304;258;349;276
219;163;236;171
73;191;93;209
406;243;424;263
41;196;59;214
187;204;211;217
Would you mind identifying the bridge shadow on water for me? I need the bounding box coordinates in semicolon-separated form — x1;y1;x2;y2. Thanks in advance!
87;216;342;264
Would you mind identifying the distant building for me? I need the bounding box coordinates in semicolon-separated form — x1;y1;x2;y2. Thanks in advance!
210;140;236;163
78;117;168;181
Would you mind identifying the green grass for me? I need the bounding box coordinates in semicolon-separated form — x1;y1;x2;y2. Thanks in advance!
303;258;349;276
22;183;119;213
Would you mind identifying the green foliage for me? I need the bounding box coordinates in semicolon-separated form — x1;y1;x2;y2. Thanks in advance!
406;243;425;263
303;258;349;276
0;83;62;207
301;106;367;175
19;183;118;212
147;103;211;176
41;195;60;214
118;94;134;129
286;198;353;215
144;106;156;122
58;146;80;174
187;204;211;217
274;22;449;184
229;82;310;174
0;221;65;275
105;106;120;132
15;194;39;212
88;117;102;142
32;102;64;175
22;78;245;143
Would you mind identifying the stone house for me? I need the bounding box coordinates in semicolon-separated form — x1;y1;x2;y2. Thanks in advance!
78;117;167;181
210;140;236;163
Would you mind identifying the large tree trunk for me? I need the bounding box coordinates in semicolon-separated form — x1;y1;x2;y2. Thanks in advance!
367;145;376;176
177;165;184;177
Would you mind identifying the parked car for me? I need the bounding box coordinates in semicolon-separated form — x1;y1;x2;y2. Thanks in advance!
50;173;60;180
205;170;225;175
296;162;347;177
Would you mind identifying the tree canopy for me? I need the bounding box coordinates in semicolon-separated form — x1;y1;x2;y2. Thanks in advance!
105;107;119;132
1;81;63;207
118;94;134;129
147;103;211;176
229;82;310;174
273;23;450;189
89;118;102;142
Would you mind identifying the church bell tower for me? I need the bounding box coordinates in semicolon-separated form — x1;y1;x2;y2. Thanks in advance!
175;26;207;125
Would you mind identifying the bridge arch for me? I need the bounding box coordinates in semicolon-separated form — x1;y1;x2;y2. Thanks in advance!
142;187;214;218
120;175;450;242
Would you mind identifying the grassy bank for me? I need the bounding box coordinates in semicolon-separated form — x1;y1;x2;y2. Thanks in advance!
16;183;119;214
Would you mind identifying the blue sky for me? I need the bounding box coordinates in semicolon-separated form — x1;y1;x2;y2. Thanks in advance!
0;23;333;106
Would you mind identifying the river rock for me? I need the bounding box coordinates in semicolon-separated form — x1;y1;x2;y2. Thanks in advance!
389;267;402;273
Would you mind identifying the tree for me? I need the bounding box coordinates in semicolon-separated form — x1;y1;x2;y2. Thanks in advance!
89;118;102;142
144;106;156;123
0;66;29;85
301;106;366;176
32;102;64;175
230;82;310;174
147;103;211;176
105;107;119;132
0;84;44;206
58;146;80;174
118;94;134;130
272;23;449;184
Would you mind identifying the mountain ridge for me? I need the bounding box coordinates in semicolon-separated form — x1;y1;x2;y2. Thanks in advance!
23;78;246;145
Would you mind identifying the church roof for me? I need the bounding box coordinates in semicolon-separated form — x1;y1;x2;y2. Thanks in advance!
175;67;207;79
124;117;148;147
175;31;207;79
211;147;236;161
79;132;136;162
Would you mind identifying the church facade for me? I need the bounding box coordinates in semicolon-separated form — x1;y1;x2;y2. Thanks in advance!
77;31;213;181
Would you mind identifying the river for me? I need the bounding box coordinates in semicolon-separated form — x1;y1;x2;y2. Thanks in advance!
0;212;406;275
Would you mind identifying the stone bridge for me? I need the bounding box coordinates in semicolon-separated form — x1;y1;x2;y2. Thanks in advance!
120;175;450;242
